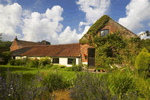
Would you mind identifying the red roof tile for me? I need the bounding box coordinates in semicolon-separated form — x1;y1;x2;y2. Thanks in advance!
20;43;81;57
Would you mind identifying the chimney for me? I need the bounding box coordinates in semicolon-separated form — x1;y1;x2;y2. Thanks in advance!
15;36;18;40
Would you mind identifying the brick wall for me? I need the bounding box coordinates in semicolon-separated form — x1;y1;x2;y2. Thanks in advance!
97;19;137;38
10;39;20;51
80;44;94;63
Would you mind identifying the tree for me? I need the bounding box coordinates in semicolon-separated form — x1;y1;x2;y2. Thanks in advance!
0;33;12;64
146;30;150;36
135;48;150;78
138;30;150;37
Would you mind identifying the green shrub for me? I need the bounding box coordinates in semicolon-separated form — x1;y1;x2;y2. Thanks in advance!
44;64;53;69
28;59;39;68
8;59;16;65
40;72;71;92
135;48;150;78
107;67;135;98
59;65;66;68
50;65;60;70
64;67;74;71
135;77;150;99
39;57;51;66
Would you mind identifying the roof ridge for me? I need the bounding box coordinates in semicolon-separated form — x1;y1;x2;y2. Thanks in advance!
18;40;41;43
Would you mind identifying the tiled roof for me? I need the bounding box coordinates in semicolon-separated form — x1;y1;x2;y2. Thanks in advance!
20;43;81;57
11;47;32;56
16;40;46;47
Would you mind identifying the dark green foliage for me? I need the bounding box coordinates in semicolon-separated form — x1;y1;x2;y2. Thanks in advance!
8;59;16;65
8;59;26;66
64;65;83;72
94;32;126;68
15;59;26;66
50;65;60;70
28;59;39;68
60;65;66;68
39;57;51;66
40;72;71;93
129;37;140;43
44;64;53;69
107;68;135;98
79;15;111;44
87;15;111;36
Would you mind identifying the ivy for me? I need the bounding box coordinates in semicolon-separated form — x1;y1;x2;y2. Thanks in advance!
79;15;111;44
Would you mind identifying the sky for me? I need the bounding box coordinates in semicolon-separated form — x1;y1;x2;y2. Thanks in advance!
0;0;150;44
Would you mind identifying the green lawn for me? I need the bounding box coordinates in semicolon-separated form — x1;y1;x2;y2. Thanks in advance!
0;65;79;83
0;65;105;85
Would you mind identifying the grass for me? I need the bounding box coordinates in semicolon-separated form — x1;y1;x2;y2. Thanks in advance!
0;65;79;84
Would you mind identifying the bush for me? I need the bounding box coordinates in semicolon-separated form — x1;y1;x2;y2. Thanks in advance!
8;59;16;65
8;59;26;66
28;59;39;68
70;72;112;99
44;64;53;69
107;67;136;98
15;59;26;66
50;65;60;70
135;48;150;78
64;67;74;71
39;57;51;66
40;72;71;93
135;77;150;99
60;65;66;68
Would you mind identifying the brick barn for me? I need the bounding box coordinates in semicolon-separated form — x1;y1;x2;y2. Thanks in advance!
10;15;137;67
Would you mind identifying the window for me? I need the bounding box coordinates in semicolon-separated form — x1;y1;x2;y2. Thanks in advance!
52;58;59;63
68;58;76;64
100;29;109;37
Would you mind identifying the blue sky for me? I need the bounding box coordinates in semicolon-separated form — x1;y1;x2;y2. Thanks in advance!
0;0;150;44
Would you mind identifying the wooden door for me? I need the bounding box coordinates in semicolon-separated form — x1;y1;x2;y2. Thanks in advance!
88;48;95;67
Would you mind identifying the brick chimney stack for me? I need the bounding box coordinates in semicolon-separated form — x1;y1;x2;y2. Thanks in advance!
15;36;18;40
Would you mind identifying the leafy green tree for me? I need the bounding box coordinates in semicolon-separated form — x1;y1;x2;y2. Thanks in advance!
0;33;12;64
135;48;150;78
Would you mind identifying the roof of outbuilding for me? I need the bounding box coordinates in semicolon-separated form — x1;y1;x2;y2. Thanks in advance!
11;47;32;56
20;43;81;57
16;40;46;47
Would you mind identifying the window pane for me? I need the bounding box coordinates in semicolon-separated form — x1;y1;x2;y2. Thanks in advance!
68;58;76;64
104;30;109;36
53;58;59;63
100;30;105;37
100;29;109;37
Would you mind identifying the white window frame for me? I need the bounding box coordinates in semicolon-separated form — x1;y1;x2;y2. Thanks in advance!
100;29;109;37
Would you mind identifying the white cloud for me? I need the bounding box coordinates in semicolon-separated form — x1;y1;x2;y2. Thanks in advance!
148;22;150;27
21;6;64;44
76;0;111;27
0;3;90;44
118;0;150;33
0;3;22;40
58;25;90;44
137;31;150;40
